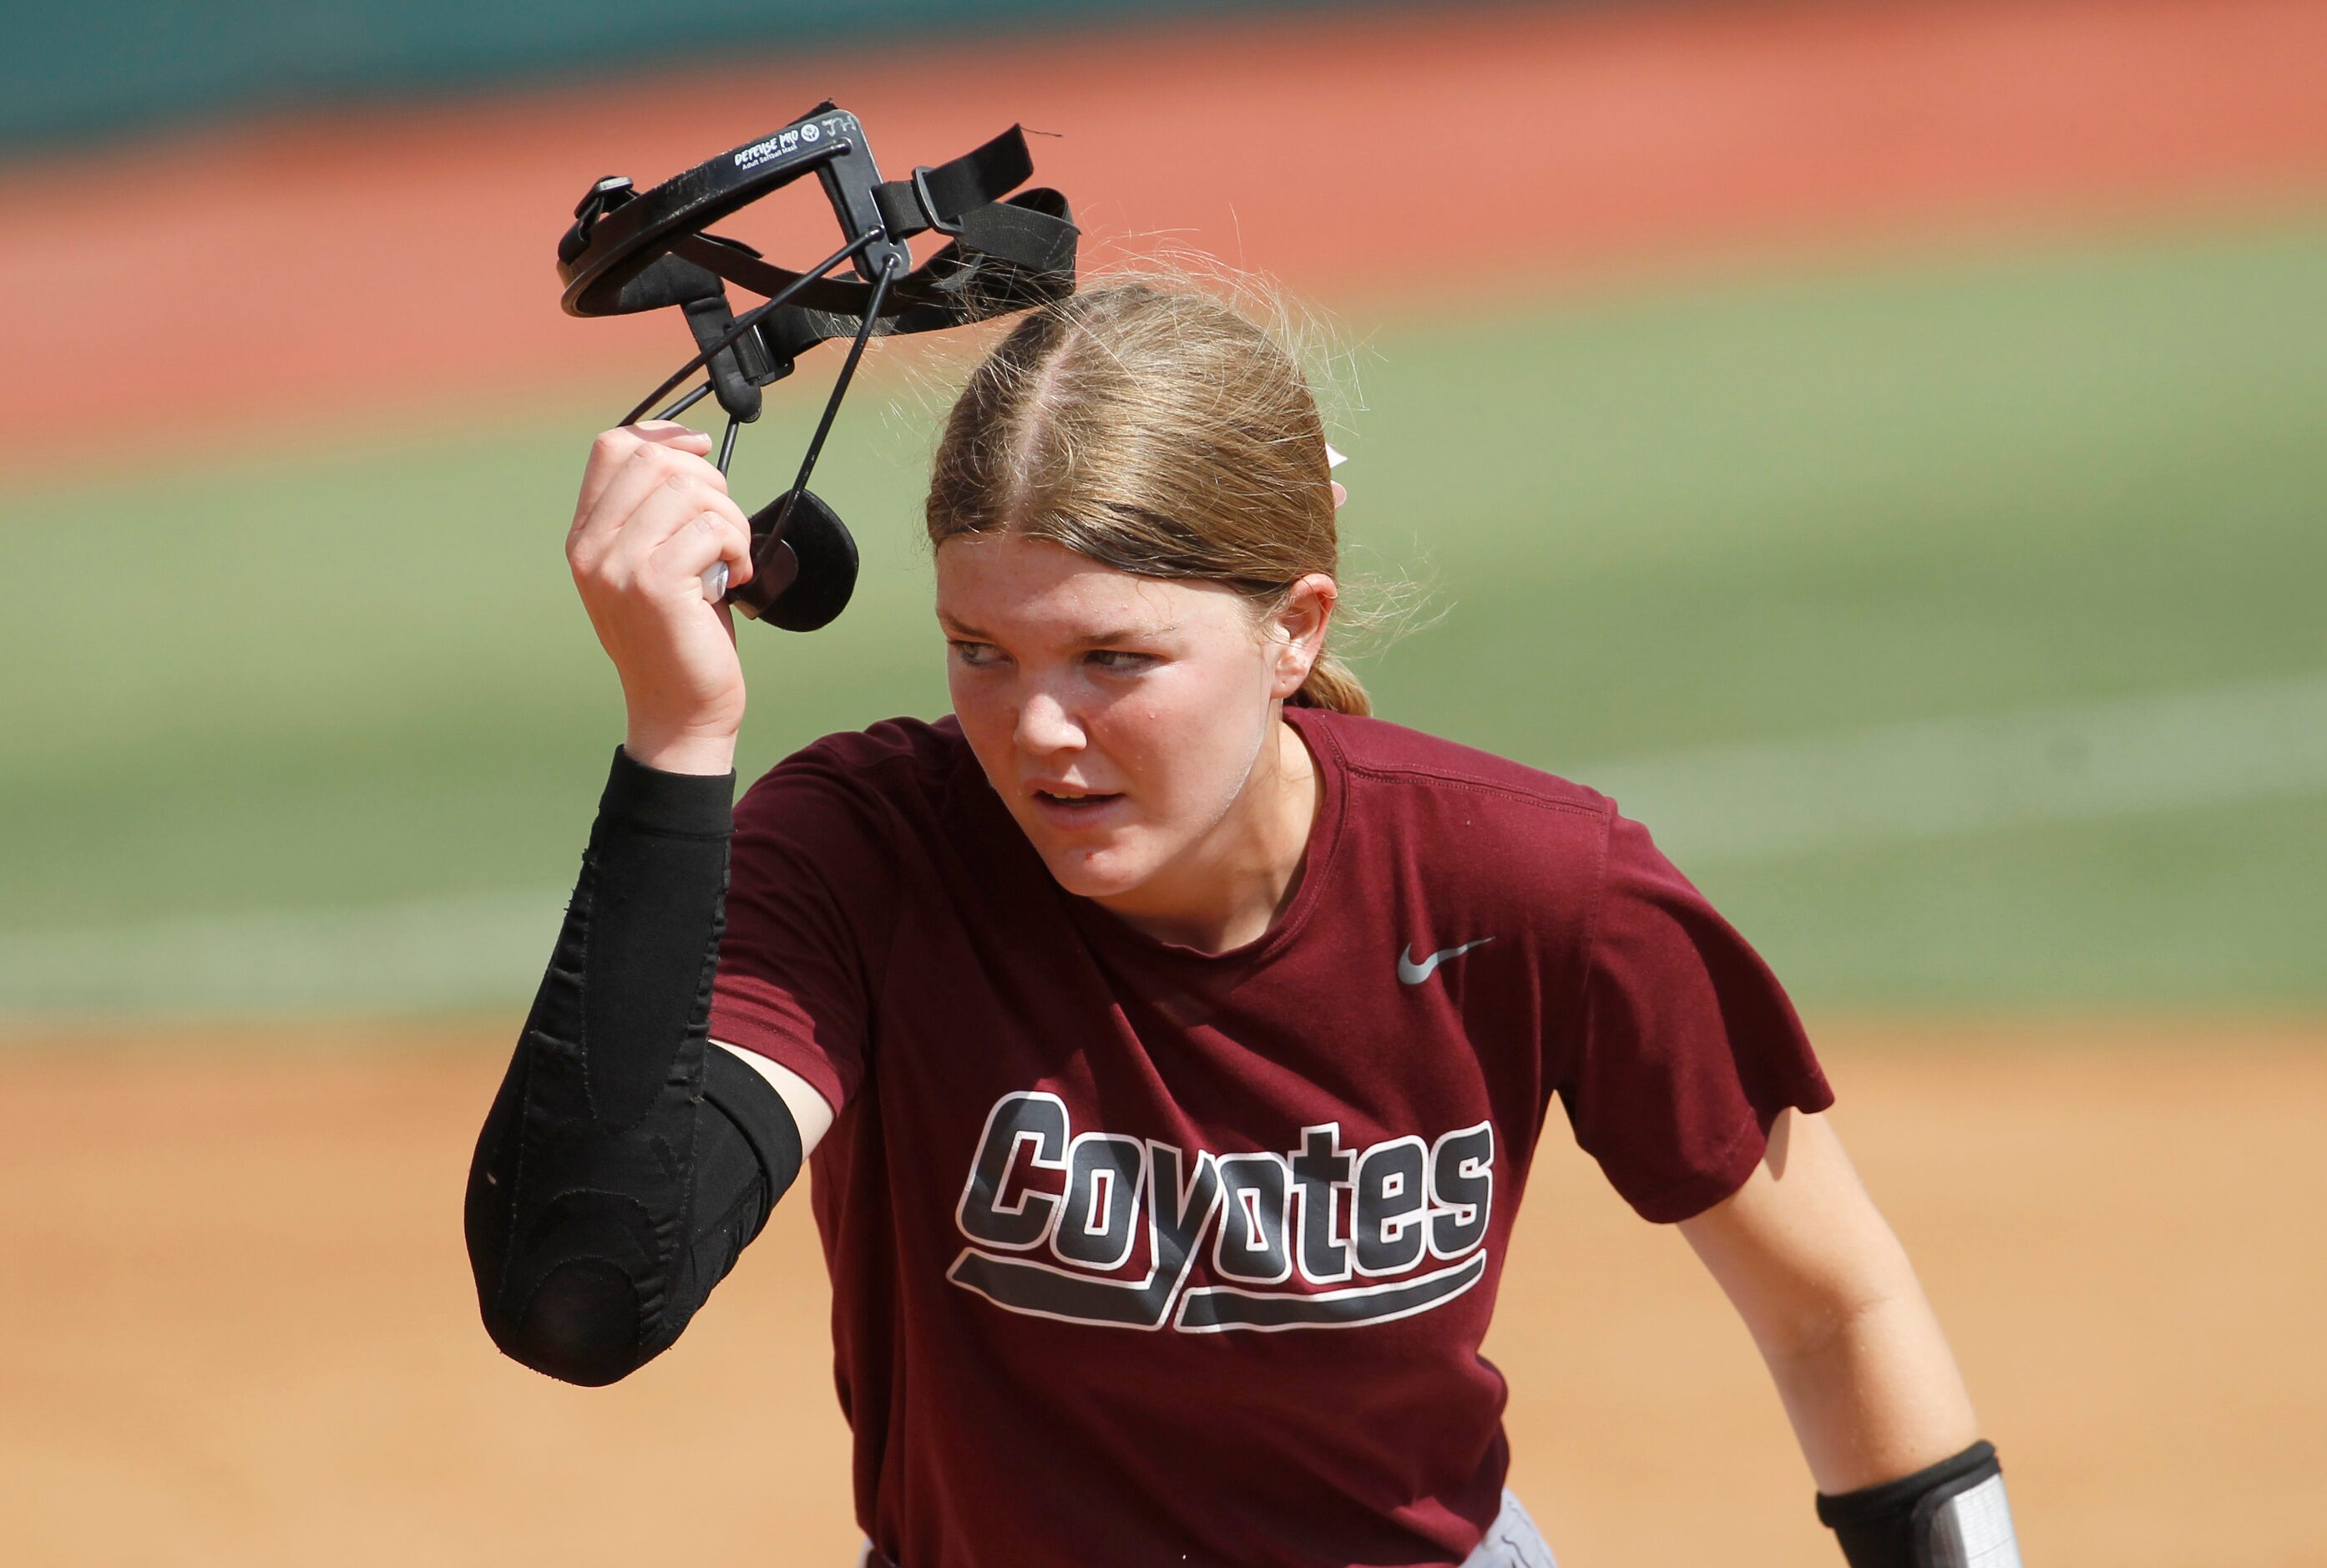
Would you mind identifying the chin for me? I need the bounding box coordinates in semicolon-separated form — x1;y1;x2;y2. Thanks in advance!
1029;834;1161;901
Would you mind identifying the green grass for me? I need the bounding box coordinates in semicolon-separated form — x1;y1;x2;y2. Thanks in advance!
4;214;2324;1013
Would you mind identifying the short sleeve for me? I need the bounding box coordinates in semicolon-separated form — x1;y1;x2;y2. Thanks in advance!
1552;808;1834;1223
708;740;903;1118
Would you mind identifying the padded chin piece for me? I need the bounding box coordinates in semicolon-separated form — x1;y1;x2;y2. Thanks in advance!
738;489;858;632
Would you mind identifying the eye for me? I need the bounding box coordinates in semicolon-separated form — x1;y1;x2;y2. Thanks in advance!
1087;650;1156;673
949;640;1004;668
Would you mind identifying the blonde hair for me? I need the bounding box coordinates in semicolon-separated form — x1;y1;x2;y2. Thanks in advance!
923;276;1373;715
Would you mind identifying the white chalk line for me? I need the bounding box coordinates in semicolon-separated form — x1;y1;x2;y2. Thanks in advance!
0;890;569;1020
3;670;2323;1018
1588;669;2327;865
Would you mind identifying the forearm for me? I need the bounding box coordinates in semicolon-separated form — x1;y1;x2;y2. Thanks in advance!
1762;1281;1980;1495
1790;1304;2021;1568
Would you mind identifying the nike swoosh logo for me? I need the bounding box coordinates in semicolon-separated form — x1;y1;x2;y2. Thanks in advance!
1398;937;1495;984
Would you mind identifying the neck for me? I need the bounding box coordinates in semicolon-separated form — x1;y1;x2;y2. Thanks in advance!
1095;713;1322;953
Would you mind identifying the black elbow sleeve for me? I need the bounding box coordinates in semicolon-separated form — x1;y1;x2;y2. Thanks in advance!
464;746;804;1386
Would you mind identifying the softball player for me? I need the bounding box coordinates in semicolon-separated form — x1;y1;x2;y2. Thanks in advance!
467;281;2022;1567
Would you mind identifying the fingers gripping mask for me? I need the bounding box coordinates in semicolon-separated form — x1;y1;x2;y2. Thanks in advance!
556;104;1080;630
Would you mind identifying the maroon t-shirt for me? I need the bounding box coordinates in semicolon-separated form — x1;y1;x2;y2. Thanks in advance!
709;704;1832;1568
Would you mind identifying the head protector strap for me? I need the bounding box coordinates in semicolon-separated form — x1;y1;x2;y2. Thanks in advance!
556;104;1078;628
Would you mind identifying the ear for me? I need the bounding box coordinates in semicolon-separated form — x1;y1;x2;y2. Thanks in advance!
1265;573;1338;701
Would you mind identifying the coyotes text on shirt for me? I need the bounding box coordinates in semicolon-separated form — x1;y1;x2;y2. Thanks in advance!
948;1090;1496;1333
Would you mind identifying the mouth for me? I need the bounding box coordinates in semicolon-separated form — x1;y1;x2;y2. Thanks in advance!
1029;787;1127;827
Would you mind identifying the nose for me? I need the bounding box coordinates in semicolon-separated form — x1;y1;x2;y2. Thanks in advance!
1014;684;1085;756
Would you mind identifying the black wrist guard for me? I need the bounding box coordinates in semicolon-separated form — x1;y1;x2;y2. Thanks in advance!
1817;1440;2022;1568
464;746;803;1386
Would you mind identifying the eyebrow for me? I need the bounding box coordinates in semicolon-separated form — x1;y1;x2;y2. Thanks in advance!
937;611;1181;646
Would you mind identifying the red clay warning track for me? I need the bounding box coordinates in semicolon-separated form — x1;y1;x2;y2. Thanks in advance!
1;0;2324;463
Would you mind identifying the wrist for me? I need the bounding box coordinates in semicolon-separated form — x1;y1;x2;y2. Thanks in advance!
600;744;734;838
621;725;738;777
1817;1440;2021;1568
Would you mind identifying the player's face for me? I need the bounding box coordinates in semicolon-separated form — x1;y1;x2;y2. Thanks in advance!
936;534;1306;915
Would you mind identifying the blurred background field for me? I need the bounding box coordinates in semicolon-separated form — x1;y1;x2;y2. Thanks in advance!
7;216;2327;1014
3;1;2324;1564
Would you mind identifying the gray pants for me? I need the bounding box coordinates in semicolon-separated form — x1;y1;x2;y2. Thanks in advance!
1460;1490;1559;1568
852;1488;1558;1567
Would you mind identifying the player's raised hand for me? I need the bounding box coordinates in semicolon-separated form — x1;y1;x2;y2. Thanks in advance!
567;422;757;775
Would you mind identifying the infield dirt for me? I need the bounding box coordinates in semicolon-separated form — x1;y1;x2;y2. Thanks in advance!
3;1022;2322;1565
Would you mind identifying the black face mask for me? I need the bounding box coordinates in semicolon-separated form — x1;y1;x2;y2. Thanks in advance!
556;103;1079;630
